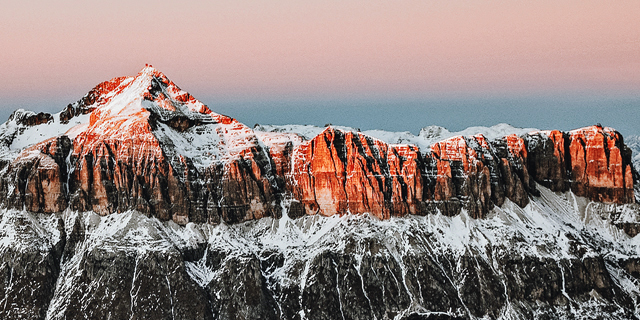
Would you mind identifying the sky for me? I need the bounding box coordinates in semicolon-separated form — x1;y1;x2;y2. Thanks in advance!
1;0;639;135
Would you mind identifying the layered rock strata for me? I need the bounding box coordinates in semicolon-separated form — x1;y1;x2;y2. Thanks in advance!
289;126;635;220
0;66;636;228
0;66;639;320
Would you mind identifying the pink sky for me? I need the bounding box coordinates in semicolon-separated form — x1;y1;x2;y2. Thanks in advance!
1;0;639;103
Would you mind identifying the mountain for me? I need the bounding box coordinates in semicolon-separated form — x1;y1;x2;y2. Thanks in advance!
627;135;640;177
0;66;638;319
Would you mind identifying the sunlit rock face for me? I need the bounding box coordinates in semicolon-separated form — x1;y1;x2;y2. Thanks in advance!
289;127;423;219
0;66;282;225
523;127;636;204
287;126;635;221
568;126;635;203
0;66;635;228
1;136;72;213
0;66;639;320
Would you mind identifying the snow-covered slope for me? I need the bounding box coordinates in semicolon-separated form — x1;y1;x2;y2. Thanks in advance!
1;182;639;319
0;109;89;160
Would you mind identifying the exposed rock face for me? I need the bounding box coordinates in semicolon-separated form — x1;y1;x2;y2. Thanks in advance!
13;111;53;126
0;136;72;213
0;66;639;319
289;130;540;219
2;199;640;320
427;135;497;218
44;211;213;320
59;76;130;124
523;130;570;192
0;211;64;320
568;126;635;203
523;127;636;204
0;67;636;230
289;128;423;219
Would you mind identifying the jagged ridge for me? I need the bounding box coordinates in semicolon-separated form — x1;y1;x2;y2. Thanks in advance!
0;66;636;232
0;66;639;320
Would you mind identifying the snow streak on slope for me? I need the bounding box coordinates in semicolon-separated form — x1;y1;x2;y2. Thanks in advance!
9;113;89;151
180;183;639;319
45;210;210;320
0;184;638;319
184;186;639;268
0;209;62;252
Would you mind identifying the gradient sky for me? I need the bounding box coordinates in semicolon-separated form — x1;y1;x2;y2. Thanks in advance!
1;0;639;135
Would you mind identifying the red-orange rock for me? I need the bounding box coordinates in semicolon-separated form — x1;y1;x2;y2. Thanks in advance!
1;66;635;227
522;126;635;203
568;126;634;203
429;135;493;218
289;127;424;219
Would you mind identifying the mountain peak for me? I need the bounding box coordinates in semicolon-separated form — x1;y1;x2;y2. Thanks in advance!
136;64;170;84
80;65;214;128
140;63;157;72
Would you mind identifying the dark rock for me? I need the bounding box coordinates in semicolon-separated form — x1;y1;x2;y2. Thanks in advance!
0;211;64;320
205;252;279;320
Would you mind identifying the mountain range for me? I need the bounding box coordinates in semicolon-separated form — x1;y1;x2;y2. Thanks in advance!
0;66;638;320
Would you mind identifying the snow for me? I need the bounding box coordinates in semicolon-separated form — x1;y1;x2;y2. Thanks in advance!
88;71;146;120
0;110;88;161
255;123;539;153
254;130;305;149
254;124;339;141
626;135;640;173
0;209;62;252
0;179;638;319
153;122;223;168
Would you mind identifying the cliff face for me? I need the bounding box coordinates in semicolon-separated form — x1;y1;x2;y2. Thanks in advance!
288;126;635;221
0;66;282;225
568;126;635;203
289;127;423;219
0;67;636;229
0;66;639;320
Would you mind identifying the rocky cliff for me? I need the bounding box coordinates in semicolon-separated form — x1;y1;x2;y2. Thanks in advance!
0;66;638;319
0;66;635;226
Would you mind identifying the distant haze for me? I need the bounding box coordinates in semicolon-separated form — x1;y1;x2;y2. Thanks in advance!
1;1;638;135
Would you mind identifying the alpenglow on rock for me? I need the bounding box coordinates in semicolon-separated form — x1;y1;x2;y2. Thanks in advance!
0;67;636;224
0;66;639;320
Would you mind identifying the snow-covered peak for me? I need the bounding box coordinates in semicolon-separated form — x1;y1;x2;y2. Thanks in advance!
56;66;270;168
137;64;162;78
421;123;538;141
568;124;619;139
77;65;213;128
255;123;539;153
418;125;450;140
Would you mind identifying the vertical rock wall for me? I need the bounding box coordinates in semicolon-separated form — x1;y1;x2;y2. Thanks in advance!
0;121;635;226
